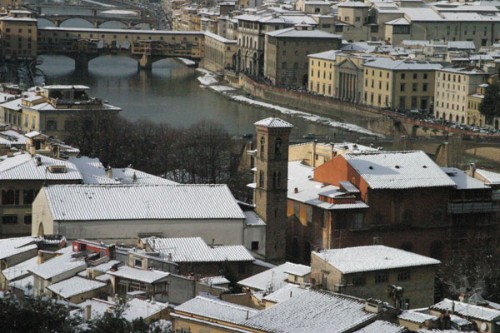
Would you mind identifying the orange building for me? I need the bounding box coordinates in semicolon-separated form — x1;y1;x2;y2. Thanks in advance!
286;151;498;264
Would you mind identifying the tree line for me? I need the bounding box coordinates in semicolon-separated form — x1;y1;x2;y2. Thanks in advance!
65;112;253;201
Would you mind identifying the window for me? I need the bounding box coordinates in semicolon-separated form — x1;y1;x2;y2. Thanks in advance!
2;215;17;224
351;213;363;229
46;120;57;131
375;272;388;284
275;137;282;157
397;270;411;281
400;83;405;92
352;275;366;286
401;73;405;79
24;215;32;225
423;83;428;92
259;171;264;188
251;241;259;250
306;206;312;224
322;211;328;228
134;259;142;267
2;190;20;205
260;136;265;158
412;83;417;92
23;189;37;205
423;73;428;80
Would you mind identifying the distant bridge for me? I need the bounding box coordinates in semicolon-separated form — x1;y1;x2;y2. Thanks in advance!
24;3;157;29
37;27;205;70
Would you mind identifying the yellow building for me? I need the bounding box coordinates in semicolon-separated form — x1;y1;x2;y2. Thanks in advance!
311;245;440;309
434;67;488;124
308;50;338;97
19;85;121;139
467;84;487;127
363;58;442;112
0;10;37;60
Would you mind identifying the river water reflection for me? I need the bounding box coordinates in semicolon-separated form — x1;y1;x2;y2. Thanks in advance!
38;55;374;140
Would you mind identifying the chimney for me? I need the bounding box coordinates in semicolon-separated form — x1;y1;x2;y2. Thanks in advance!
35;156;42;166
85;304;92;321
106;166;112;178
469;163;476;177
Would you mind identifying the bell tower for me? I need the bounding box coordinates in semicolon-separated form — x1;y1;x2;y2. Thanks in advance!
254;117;293;263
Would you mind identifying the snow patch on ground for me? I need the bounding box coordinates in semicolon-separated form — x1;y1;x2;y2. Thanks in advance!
231;95;382;137
209;85;236;92
177;57;196;66
197;74;218;86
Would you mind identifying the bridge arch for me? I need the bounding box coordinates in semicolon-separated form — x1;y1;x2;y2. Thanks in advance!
58;17;94;28
99;21;129;29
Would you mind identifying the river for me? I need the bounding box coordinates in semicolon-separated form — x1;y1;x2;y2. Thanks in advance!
34;5;381;141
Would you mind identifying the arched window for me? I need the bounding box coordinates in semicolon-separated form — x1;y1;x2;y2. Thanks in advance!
259;170;264;188
260;136;265;158
275;137;282;157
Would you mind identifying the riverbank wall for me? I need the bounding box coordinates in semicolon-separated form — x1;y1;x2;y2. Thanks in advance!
229;74;400;137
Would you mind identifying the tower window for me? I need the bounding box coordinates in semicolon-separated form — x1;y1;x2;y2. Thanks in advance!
260;136;265;158
259;170;264;188
275;137;282;157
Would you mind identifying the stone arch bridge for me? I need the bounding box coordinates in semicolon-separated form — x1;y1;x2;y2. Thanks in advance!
37;27;204;70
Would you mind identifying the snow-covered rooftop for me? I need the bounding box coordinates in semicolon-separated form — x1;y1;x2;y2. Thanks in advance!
2;256;38;281
313;245;440;274
244;211;266;226
43;184;245;221
47;276;107;298
441;167;488;190
0;236;37;261
344;151;456;189
121;298;168;321
287;161;368;210
238;262;310;292
0;153;82;181
263;284;308;304
243;290;377;333
175;296;260;323
267;27;341;39
141;237;255;262
475;168;500;185
430;299;500;321
254;117;293;128
363;58;443;71
106;265;169;284
29;251;87;280
354;320;406;333
398;310;438;324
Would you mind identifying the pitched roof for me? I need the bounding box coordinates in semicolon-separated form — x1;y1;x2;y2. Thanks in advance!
2;256;38;281
344;151;456;189
363;58;442;71
0;237;37;260
266;27;341;39
475;168;500;185
354;320;406;333
47;276;107;298
313;245;440;274
238;262;310;292
106;265;169;284
29;251;87;280
43;184;245;221
243;290;377;333
254;117;293;128
175;296;260;323
430;299;500;322
142;237;255;262
0;153;82;181
122;298;168;321
441;167;488;189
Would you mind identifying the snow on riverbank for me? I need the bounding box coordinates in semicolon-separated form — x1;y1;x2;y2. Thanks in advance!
195;70;381;137
231;95;383;137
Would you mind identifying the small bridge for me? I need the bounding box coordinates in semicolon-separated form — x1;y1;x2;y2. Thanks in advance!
37;27;205;70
